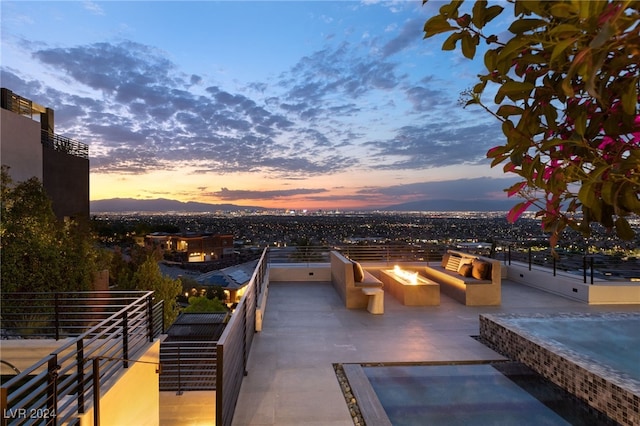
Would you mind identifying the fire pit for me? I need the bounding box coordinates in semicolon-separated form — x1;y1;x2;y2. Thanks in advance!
379;266;440;306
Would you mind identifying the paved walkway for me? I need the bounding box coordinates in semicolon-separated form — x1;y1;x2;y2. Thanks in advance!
228;279;638;425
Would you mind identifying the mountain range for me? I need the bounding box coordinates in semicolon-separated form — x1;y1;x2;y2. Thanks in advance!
90;197;516;213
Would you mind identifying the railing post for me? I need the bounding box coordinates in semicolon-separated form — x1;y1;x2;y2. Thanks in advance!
122;312;129;368
77;340;85;414
553;256;556;276
47;355;59;426
147;295;154;342
93;358;101;426
243;299;248;376
528;247;532;271
54;292;60;340
590;257;594;284
508;245;511;265
177;345;183;396
583;256;587;284
1;386;7;426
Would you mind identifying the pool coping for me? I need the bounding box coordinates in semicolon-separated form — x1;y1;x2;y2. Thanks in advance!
480;312;640;426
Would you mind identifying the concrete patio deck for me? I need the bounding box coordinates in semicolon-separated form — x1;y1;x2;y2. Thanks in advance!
160;278;639;425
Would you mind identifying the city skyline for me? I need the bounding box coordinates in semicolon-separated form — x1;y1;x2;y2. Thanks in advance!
1;0;521;210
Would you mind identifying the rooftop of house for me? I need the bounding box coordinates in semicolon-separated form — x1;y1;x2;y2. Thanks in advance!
159;267;640;426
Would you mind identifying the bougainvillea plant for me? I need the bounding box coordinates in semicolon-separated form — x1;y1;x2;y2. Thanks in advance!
423;0;639;247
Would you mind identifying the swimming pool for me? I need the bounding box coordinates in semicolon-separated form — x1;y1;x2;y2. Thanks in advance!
358;361;615;425
480;312;640;426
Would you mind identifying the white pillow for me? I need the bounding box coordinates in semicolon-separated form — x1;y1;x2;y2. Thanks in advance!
445;256;461;272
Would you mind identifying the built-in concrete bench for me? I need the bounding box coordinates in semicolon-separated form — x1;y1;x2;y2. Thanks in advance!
330;251;384;314
422;250;501;306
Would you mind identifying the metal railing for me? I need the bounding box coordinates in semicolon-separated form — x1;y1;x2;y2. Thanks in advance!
0;291;164;425
1;291;157;340
267;243;446;265
41;130;89;159
1;88;33;117
496;244;638;283
216;247;268;426
159;341;217;392
266;243;638;282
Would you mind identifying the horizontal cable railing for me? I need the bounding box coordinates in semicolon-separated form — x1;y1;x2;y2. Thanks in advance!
266;243;637;283
216;247;267;426
0;291;163;425
160;341;218;392
41;130;89;159
1;88;33;117
1;291;155;340
268;244;447;265
495;244;638;283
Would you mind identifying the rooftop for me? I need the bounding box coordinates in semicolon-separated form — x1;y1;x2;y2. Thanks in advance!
160;272;640;425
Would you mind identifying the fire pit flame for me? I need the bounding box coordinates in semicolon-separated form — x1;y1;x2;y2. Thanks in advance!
393;265;419;285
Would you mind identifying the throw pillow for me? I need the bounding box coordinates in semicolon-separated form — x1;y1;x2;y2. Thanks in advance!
441;253;450;268
457;257;474;273
472;260;491;280
459;263;473;277
353;261;365;282
445;255;461;272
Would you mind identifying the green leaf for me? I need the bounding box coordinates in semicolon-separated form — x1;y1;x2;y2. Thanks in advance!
574;109;587;136
620;186;640;212
496;105;524;118
578;182;596;209
442;31;463;50
621;77;638;115
439;0;463;18
461;32;477;59
551;37;577;64
484;49;498;71
615;217;635;240
424;15;455;38
471;0;488;28
473;81;487;94
508;19;547;34
495;81;535;102
549;2;579;18
548;24;581;37
484;5;503;23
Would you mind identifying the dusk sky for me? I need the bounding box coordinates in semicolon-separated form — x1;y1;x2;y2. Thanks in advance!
1;0;521;210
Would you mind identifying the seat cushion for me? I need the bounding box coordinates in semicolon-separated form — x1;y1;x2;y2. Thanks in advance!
353;261;365;282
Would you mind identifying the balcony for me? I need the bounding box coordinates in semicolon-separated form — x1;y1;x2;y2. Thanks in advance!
228;250;639;426
2;247;638;425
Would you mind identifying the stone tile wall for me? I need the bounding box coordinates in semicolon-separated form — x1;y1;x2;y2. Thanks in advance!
479;313;639;426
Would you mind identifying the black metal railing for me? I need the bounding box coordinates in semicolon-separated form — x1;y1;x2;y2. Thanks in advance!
1;88;33;117
266;243;637;283
495;244;638;284
267;244;445;265
0;291;164;425
41;130;89;159
216;247;268;426
1;291;156;340
160;341;218;392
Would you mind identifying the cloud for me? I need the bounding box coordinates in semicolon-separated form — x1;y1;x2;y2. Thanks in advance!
14;41;358;177
83;1;105;15
366;120;506;170
381;18;423;58
358;177;520;200
211;187;328;201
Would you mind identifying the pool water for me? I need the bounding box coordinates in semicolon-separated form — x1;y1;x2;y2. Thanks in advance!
508;315;640;381
363;362;615;426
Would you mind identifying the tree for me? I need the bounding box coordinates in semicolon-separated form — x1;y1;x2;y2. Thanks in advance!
423;0;639;247
183;296;227;313
132;255;183;327
1;166;99;293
